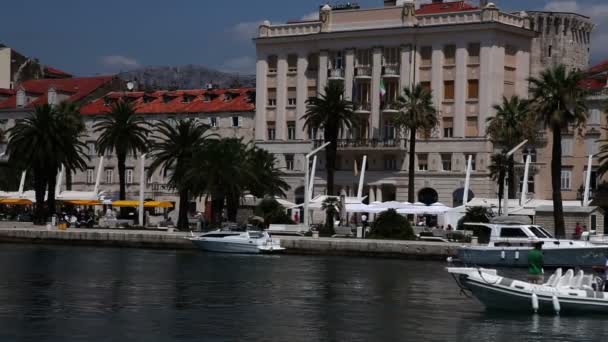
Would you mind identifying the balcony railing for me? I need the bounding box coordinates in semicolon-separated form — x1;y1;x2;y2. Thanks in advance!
314;139;406;150
328;68;345;80
382;65;400;77
355;66;372;78
354;103;371;112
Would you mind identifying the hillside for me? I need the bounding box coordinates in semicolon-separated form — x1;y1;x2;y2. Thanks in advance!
118;65;255;90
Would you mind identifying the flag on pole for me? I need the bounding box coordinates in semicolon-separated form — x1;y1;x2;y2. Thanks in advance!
380;79;387;97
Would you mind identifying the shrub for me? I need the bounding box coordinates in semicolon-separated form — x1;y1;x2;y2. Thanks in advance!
457;206;493;230
369;209;415;240
255;198;294;227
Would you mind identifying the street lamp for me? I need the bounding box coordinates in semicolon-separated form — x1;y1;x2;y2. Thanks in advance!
304;142;330;229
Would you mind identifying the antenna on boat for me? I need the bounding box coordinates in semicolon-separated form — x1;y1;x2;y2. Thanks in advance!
18;170;27;197
583;154;593;207
308;156;317;201
357;155;367;201
520;154;531;205
93;156;104;194
463;155;472;206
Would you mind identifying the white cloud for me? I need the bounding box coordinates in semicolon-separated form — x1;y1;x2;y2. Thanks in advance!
542;1;608;64
220;56;256;74
301;12;319;21
228;21;262;42
99;55;140;71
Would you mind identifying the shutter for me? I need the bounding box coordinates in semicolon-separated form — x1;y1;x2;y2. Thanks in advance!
238;116;243;127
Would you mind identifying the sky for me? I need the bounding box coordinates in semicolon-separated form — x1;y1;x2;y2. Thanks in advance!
1;0;606;76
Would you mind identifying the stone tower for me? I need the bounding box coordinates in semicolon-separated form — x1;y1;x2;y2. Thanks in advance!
527;11;595;75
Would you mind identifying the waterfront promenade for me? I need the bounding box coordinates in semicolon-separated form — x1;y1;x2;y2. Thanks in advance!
0;223;460;260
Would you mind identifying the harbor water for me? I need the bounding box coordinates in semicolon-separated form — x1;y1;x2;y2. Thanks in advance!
0;244;607;341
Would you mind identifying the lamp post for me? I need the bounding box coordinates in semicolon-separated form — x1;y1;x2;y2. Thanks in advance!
138;154;146;227
504;140;528;216
304;142;330;229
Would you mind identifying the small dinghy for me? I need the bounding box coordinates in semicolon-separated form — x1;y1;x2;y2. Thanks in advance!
448;267;608;315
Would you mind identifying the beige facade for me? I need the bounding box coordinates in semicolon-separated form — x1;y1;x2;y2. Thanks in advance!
254;1;547;207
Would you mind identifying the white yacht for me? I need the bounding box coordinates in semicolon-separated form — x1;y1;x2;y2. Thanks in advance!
187;230;285;254
459;217;608;268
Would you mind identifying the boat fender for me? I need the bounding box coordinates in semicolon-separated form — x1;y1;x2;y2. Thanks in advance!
515;250;520;260
531;293;539;313
501;250;506;260
446;257;454;263
552;295;561;315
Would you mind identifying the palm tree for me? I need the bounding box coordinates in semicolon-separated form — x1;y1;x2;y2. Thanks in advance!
6;104;88;224
488;153;509;215
393;84;438;203
321;197;340;236
54;101;85;191
246;147;290;199
487;96;538;199
148;119;216;230
303;82;356;195
94;100;149;203
529;65;587;238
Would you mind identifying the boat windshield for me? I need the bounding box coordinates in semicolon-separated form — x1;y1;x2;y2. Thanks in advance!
248;232;265;239
528;226;550;238
537;226;554;238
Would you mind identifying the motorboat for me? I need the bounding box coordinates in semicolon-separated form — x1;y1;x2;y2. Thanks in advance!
448;267;608;315
187;230;285;254
458;216;608;268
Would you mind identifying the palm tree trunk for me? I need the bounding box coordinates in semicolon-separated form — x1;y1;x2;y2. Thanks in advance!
226;193;240;222
551;126;565;238
33;169;47;225
326;140;337;196
211;195;225;224
47;169;57;217
507;156;516;199
497;171;505;216
117;154;127;200
177;188;189;230
408;128;417;203
66;170;72;191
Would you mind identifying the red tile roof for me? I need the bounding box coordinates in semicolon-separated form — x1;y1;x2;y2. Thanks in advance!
80;88;256;115
0;76;116;109
0;89;15;96
44;66;72;78
417;1;477;15
581;60;608;90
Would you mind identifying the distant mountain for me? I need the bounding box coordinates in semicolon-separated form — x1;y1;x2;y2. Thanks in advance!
118;65;255;91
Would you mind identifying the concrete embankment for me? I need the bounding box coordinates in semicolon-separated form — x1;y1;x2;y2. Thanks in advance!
0;225;461;259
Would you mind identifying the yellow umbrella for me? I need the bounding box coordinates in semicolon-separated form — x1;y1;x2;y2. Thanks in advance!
144;201;174;208
0;198;33;205
63;200;102;206
110;200;140;207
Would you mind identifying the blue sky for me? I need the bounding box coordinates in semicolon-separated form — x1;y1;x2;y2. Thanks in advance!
1;0;606;76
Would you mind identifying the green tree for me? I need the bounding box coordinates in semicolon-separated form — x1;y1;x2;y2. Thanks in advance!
320;197;339;236
6;104;87;224
246;147;290;200
254;198;294;228
148;119;216;230
393;84;438;203
303;82;356;195
54;101;85;191
369;209;414;240
528;65;587;238
94;100;150;203
487;96;538;199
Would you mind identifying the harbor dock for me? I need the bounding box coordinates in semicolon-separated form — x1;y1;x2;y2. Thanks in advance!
0;224;460;260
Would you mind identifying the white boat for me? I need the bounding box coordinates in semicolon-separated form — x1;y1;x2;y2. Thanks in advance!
187;230;285;254
448;267;608;315
459;216;608;268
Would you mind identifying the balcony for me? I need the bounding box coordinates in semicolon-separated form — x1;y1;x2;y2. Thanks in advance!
328;68;344;80
354;102;371;113
314;139;406;150
354;66;372;79
588;88;608;100
382;65;400;78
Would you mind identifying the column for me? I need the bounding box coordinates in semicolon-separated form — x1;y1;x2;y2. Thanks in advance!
345;49;355;100
515;48;530;98
255;53;268;141
276;54;288;140
454;43;467;138
431;44;443;116
376;186;383;203
318;50;329;95
400;44;412;90
478;42;493;136
369;186;376;203
296;53;308;140
371;47;382;139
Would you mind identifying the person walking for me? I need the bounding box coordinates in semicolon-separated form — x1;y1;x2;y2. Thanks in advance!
528;242;544;284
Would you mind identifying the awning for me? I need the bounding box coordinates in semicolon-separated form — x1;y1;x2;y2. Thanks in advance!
0;198;33;205
110;200;140;207
62;200;102;206
110;200;174;208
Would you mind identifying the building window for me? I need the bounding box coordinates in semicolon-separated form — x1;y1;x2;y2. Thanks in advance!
267;98;277;106
268;55;278;74
561;169;572;190
523;148;537;163
285;154;294;171
443;117;453;138
420;46;432;67
586;138;598;156
232;116;241;128
105;169;114;184
86;168;95;185
331;51;344;70
126;169;134;185
444;81;455;101
548;45;552;57
467;43;480;64
267;88;277;107
420;81;431;93
519;175;536;194
209;117;218;128
418;154;428;171
287;54;298;73
145;168;152;186
287;121;296;140
470;154;477;171
561;138;573;156
384;157;398;171
87;141;96;156
287;98;297;106
443;45;456;65
441;154;452;171
590;109;601;125
467;80;479;99
308;127;318;140
384;120;395;140
267;121;276;141
466;117;478;137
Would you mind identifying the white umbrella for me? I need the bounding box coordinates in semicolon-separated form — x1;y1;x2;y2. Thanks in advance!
376;201;410;209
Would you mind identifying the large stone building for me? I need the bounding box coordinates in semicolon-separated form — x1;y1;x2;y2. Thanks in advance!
0;45;72;89
253;0;594;208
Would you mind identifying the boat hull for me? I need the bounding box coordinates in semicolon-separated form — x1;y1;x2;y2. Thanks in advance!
190;239;284;254
458;246;608;268
462;276;608;314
